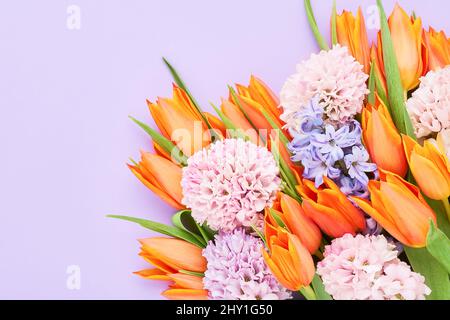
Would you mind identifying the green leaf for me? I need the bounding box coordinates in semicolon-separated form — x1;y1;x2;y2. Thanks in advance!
304;0;330;50
199;223;216;243
368;61;376;105
331;0;338;46
426;197;450;238
129;116;188;166
251;224;267;247
162;58;220;141
171;210;207;247
426;220;450;274
311;274;333;300
404;246;450;300
374;71;389;107
258;107;290;147
179;269;204;277
269;208;289;231
270;137;302;202
376;0;416;139
107;215;206;248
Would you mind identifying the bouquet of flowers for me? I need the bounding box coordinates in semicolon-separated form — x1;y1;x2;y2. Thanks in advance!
109;0;450;300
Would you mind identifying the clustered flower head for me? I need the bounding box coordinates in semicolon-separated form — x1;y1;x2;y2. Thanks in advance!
202;228;291;300
287;96;377;195
181;138;281;232
317;234;431;300
280;44;369;130
407;66;450;138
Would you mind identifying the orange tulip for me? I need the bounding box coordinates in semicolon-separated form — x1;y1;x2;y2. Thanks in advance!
135;237;208;300
370;44;388;98
335;7;371;74
379;4;424;91
234;76;284;130
352;170;437;248
423;27;450;71
266;193;321;254
362;96;408;177
262;228;315;291
148;84;223;156
296;177;366;237
128;151;184;209
403;135;450;200
221;85;294;168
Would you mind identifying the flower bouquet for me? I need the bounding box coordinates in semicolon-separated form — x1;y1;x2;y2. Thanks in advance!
109;0;450;300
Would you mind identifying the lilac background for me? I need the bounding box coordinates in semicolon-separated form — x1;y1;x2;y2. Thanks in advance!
0;0;447;299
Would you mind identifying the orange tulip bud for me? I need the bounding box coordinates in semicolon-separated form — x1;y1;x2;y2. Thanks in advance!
403;135;450;200
352;170;436;248
362;96;408;177
423;27;450;72
297;177;366;237
148;85;219;156
336;7;371;74
262;230;315;291
248;75;283;121
278;193;322;254
162;288;208;300
383;4;425;91
135;237;208;300
128;151;184;209
139;237;207;273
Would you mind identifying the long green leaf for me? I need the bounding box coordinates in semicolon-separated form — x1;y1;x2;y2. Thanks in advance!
171;210;207;247
426;220;450;274
331;0;338;46
129;116;188;166
376;0;416;139
311;274;333;300
374;71;389;107
368;61;376;105
426;197;450;238
107;215;206;248
404;246;450;300
304;0;330;50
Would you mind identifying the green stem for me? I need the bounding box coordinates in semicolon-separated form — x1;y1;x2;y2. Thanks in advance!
299;285;317;300
442;199;450;222
304;0;330;50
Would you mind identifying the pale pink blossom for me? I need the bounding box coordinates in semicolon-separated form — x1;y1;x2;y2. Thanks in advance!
317;234;431;300
280;45;368;129
181;139;280;232
407;66;450;138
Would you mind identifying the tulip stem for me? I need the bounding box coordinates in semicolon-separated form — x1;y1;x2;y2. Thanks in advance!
299;285;317;300
442;199;450;222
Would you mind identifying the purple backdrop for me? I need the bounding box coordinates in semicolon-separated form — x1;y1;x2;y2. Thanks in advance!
0;0;448;299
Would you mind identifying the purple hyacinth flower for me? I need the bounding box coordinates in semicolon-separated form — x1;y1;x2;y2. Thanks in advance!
344;146;377;186
302;152;341;187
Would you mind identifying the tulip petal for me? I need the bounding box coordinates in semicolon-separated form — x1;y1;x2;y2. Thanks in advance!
162;288;209;300
280;194;321;253
302;199;356;237
262;249;295;291
133;268;170;280
410;152;450;200
351;196;411;246
168;273;204;290
140;237;207;272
